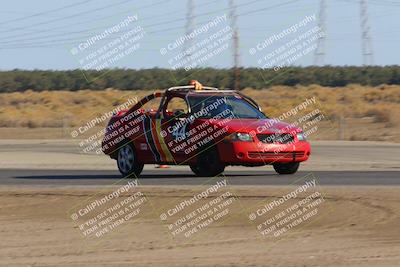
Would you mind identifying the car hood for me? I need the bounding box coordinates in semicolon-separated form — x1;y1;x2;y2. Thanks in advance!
206;118;302;134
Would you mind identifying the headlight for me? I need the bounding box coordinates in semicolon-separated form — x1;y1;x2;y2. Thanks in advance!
224;132;253;142
296;132;307;141
237;133;252;142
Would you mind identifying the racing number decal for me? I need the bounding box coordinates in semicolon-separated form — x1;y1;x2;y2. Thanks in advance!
172;123;188;141
142;116;193;163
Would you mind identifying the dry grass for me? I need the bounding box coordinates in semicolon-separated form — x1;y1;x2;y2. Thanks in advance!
242;84;400;123
0;84;399;141
0;89;157;128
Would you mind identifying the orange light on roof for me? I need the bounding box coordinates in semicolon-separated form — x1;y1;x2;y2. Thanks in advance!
188;80;203;90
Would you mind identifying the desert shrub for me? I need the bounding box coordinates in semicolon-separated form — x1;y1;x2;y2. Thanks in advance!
364;108;392;123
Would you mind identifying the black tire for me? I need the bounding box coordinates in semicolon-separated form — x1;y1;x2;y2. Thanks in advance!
273;162;300;175
190;146;225;177
117;143;144;178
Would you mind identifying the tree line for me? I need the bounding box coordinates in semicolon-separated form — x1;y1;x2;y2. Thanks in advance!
0;66;399;92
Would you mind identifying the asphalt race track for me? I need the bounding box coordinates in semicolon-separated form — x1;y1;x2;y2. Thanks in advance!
1;140;399;186
0;169;399;186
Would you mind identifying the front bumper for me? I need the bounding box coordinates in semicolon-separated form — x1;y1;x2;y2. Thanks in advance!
218;141;311;165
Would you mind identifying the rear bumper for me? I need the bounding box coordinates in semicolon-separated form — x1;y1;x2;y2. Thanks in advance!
218;141;311;165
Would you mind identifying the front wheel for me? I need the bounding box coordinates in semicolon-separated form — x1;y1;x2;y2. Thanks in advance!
273;162;300;175
190;146;225;177
117;143;144;178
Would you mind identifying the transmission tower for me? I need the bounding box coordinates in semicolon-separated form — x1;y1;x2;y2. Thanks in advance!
229;0;240;90
360;0;374;65
184;0;195;62
314;0;327;65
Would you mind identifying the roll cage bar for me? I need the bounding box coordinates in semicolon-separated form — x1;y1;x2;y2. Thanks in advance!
126;85;263;119
157;85;263;118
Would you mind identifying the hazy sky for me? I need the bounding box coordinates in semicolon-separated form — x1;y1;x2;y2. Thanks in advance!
0;0;398;70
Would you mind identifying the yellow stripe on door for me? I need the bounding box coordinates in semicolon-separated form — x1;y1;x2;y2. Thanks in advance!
155;119;174;163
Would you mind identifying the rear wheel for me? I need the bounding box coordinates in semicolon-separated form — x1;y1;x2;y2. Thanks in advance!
117;143;144;178
190;146;225;177
273;162;300;174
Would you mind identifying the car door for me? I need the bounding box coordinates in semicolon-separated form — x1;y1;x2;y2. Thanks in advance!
133;93;165;164
157;95;194;164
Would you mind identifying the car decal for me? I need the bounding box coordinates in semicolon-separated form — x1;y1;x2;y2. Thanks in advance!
150;119;167;162
143;115;161;162
155;119;174;162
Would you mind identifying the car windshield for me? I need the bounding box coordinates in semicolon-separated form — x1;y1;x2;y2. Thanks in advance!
188;95;267;119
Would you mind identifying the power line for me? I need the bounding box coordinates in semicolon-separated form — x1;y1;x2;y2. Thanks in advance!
0;0;138;34
0;0;95;25
0;0;298;49
229;0;240;90
0;0;171;44
183;0;195;62
0;0;219;43
314;0;327;65
360;0;374;65
0;0;260;37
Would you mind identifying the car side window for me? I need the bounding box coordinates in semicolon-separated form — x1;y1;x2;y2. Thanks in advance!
165;97;189;118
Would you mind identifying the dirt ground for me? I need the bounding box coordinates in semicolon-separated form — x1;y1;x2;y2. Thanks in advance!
0;185;399;267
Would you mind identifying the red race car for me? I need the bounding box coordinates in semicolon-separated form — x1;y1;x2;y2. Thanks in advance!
102;81;311;177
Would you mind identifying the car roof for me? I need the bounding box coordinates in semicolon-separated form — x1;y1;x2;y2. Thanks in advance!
165;85;237;97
